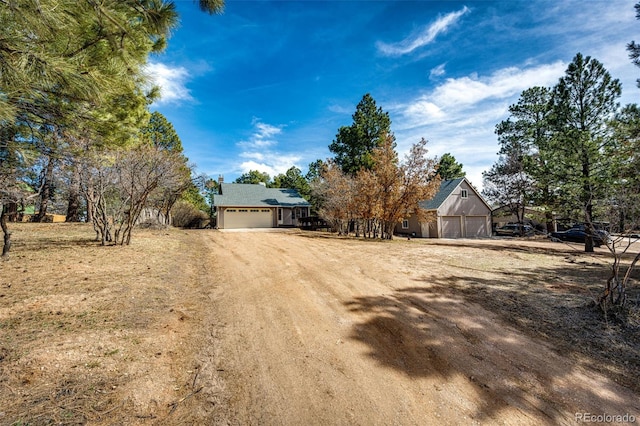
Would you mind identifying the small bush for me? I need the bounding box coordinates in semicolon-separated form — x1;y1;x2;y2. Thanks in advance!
171;200;210;228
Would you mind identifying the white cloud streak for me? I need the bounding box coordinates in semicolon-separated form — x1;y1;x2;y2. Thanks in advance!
377;6;469;56
144;62;195;105
429;63;446;79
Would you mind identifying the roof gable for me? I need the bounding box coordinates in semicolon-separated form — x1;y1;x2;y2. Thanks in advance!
214;183;310;207
419;178;464;210
419;178;491;211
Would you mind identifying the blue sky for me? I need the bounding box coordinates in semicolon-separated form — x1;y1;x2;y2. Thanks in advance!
147;0;639;188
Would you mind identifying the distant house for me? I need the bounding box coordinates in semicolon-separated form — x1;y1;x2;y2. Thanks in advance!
394;177;492;238
213;183;310;229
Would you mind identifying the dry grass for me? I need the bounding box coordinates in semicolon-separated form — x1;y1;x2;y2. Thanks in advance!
0;223;219;425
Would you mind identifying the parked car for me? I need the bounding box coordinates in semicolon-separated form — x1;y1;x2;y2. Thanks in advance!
495;223;535;237
549;225;609;247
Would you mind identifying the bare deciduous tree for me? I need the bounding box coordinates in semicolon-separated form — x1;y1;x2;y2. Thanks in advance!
81;144;190;246
313;135;439;239
311;161;355;235
367;135;440;239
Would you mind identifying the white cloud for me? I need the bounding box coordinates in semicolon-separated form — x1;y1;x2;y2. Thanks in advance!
429;63;446;79
237;119;283;149
376;6;469;56
144;62;194;104
403;99;446;124
239;155;302;178
235;120;301;177
392;61;570;189
431;62;566;108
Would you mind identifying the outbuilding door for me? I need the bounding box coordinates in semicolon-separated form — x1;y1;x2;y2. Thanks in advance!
465;216;489;237
441;216;462;238
224;208;272;229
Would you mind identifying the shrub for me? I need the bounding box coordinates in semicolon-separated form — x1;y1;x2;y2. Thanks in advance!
171;201;209;228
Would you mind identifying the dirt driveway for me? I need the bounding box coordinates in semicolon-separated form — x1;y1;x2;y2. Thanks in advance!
196;231;640;425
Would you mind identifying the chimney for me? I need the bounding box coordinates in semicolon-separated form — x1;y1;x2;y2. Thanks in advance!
218;174;224;185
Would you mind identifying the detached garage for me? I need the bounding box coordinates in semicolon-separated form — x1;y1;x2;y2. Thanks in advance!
214;183;310;229
395;178;492;239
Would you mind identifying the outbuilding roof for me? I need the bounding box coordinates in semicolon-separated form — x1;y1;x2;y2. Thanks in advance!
214;183;310;207
419;178;465;210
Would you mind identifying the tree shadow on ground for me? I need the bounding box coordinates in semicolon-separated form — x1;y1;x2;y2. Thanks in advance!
16;237;99;250
344;266;640;423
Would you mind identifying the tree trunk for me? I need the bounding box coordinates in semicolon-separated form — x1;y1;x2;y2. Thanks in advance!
85;186;94;224
66;162;82;222
584;203;594;253
1;204;12;259
34;156;55;222
545;210;554;234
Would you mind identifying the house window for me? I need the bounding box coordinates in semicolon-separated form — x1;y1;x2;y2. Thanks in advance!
239;209;248;212
261;209;270;213
402;219;409;229
278;209;282;220
461;189;468;199
227;209;236;212
250;209;259;212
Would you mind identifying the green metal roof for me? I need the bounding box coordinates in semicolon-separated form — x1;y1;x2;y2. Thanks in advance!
214;183;311;207
419;178;464;210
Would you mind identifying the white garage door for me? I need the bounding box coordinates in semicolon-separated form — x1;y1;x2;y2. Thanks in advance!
224;208;272;228
441;216;462;238
465;216;488;238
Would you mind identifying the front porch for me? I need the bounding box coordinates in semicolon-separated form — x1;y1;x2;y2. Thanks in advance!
276;206;310;227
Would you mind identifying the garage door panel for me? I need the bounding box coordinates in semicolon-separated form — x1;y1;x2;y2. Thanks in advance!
465;216;488;238
441;216;462;238
224;209;272;228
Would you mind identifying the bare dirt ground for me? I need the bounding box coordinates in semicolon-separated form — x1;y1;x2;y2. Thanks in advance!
1;224;639;425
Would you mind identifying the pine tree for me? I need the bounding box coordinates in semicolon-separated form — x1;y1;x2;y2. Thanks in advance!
329;94;391;175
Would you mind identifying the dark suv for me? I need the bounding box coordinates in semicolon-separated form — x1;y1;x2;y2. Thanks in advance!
549;225;609;246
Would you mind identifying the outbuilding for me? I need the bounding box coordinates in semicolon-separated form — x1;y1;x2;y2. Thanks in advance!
395;178;492;238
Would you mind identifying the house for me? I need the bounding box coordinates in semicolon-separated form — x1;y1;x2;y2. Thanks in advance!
395;177;492;238
213;183;311;229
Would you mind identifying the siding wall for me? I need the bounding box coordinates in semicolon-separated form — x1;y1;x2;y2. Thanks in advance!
394;215;424;236
437;181;490;217
393;180;492;238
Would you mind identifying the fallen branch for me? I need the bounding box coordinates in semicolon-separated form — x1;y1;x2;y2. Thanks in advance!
167;386;203;415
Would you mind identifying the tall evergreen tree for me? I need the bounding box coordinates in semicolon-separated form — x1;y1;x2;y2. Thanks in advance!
142;112;184;153
329;93;391;175
484;87;556;231
436;153;465;180
549;53;621;252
